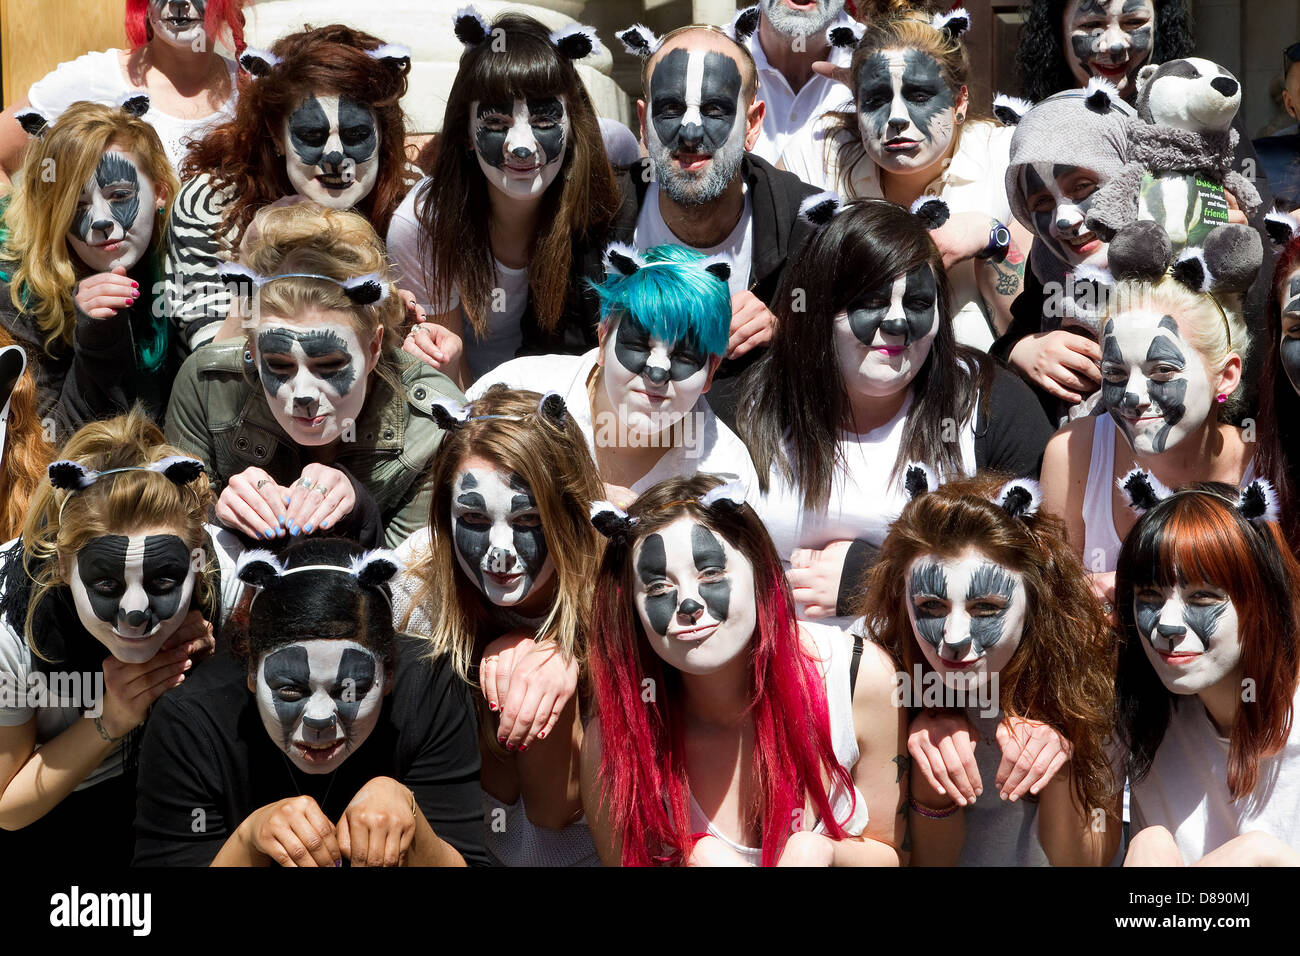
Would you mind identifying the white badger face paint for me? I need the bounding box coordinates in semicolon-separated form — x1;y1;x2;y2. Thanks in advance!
148;0;208;49
1019;162;1108;271
761;0;846;39
282;93;381;209
1063;0;1156;98
856;49;957;176
1278;267;1300;398
67;148;158;274
833;265;938;401
255;316;370;447
68;531;195;665
1133;581;1242;695
633;517;757;676
450;461;554;607
470;96;570;200
646;45;747;206
1100;310;1213;455
601;313;712;440
255;639;385;774
905;547;1028;692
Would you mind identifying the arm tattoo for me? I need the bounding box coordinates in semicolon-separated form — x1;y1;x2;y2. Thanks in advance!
893;753;911;784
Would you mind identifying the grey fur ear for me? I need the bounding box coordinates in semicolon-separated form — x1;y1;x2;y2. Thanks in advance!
238;48;280;77
350;548;403;589
992;93;1032;126
453;5;492;47
15;109;50;137
911;196;951;230
1265;210;1300;246
931;7;972;41
590;501;636;540
48;460;94;491
118;92;151;117
1237;479;1280;526
1117;468;1171;516
994;479;1042;520
537;391;569;427
617;24;660;58
903;462;938;501
799;190;843;226
340;273;389;306
728;5;760;43
235;549;284;590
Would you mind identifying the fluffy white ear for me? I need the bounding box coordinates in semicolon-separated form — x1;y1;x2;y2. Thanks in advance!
340;273;390;305
910;195;951;230
1237;479;1280;526
350;548;404;589
453;5;492;46
430;398;474;432
992;93;1033;126
700;478;747;510
1116;468;1173;516
826;21;865;49
590;501;637;539
1265;210;1300;246
931;6;972;41
1072;264;1116;287
235;549;285;589
149;455;205;485
1084;76;1122;113
217;262;266;289
238;48;280;77
1170;247;1213;294
47;460;96;491
994;478;1042;520
728;4;760;43
604;241;645;276
550;24;602;60
367;44;411;66
617;24;661;58
15;108;51;136
799;190;843;226
903;462;939;500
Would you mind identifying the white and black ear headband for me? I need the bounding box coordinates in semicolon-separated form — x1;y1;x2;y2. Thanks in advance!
48;454;205;519
430;391;569;433
455;5;601;60
602;242;732;285
1118;469;1280;525
1265;210;1300;247
589;479;748;541
798;192;952;231
16;91;150;138
237;548;403;609
240;43;410;78
218;263;390;307
902;461;1043;522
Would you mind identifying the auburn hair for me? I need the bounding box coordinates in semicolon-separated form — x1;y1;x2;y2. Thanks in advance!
1255;237;1300;553
413;12;618;336
588;474;853;866
1115;484;1300;801
855;474;1119;815
182;23;410;245
0;327;54;542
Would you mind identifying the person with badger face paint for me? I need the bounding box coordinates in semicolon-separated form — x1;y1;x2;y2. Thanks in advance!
1114;476;1300;865
855;471;1120;866
581;474;908;866
133;537;488;867
164;203;464;550
0;101;180;440
0;410;232;866
1040;277;1254;617
392;388;605;866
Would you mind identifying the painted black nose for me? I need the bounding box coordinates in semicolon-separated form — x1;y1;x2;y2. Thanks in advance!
643;364;669;385
90;219;115;235
510;146;533;159
302;711;335;731
320;150;345;170
678;123;704;149
1211;77;1238;98
1157;622;1187;638
880;316;908;339
677;599;704;618
122;609;150;628
292;395;315;408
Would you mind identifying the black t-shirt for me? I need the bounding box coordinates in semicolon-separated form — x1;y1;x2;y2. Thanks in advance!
133;634;489;867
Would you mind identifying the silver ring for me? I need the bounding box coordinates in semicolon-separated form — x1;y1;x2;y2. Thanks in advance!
297;478;314;489
311;483;330;497
1102;602;1114;614
254;478;272;491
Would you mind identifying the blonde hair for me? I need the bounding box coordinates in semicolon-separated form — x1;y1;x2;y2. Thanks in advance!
21;407;215;658
0;327;54;541
240;201;404;352
2;102;177;353
1100;277;1250;418
404;386;605;683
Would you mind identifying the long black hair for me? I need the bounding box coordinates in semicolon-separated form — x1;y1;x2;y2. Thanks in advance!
738;199;992;511
1015;0;1195;102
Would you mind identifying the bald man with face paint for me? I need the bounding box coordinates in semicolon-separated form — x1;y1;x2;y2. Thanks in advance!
632;26;823;429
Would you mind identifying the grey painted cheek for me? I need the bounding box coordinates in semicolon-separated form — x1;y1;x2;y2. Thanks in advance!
1101;332;1129;410
474;102;513;169
507;475;548;580
1280;336;1300;396
847;303;887;346
909;563;948;649
335;647;376;727
527;97;566;165
1147;377;1188;452
263;645;310;734
288;97;329;166
1135;599;1162;640
691;524;730;621
98;153;141;235
336;97;378;166
453;484;489;589
899;49;954;143
137;535;191;626
1184;601;1228;648
856;53;895;141
967;564;1017;654
636;533;675;636
613;316;652;377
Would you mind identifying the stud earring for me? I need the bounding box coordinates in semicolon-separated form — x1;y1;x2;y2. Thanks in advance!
1216;393;1227;404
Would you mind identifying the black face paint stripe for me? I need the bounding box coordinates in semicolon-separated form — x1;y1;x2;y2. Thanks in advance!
264;644;310;731
1146;335;1186;367
76;535;130;624
95;153;141;235
908;562;947;649
846;266;936;347
288;96;330;166
966;564;1016;652
636;533;674;636
691;524;730;622
649;48;742;155
336;97;378;164
526;97;566;165
1147;377;1188;452
1135;597;1162;638
612;315;706;382
334;647;376;725
1184;601;1228;647
256;329;358;396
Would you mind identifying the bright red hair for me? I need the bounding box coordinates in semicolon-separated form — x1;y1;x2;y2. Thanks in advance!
588;475;852;867
125;0;246;52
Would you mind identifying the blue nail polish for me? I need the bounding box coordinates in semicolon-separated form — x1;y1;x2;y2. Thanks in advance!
321;521;331;530
291;524;300;536
279;514;287;526
304;523;314;533
283;494;291;506
265;527;276;538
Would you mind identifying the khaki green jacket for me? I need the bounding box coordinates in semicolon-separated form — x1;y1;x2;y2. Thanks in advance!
165;341;464;548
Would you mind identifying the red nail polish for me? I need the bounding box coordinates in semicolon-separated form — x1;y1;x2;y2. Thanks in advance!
537;730;546;740
497;736;506;745
520;744;528;752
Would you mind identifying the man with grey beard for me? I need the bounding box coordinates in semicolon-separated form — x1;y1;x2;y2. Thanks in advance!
632;25;820;428
740;0;860;189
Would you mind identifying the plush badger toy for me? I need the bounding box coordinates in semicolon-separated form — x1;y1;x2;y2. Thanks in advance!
1083;58;1263;293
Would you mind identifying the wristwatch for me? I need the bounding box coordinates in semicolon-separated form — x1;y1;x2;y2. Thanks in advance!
975;220;1012;263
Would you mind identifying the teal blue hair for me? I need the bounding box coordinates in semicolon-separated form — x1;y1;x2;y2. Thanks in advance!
589;244;731;357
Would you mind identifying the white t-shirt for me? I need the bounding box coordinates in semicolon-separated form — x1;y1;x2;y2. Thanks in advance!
0;526;243;791
634;182;753;297
743;12;856;192
754;391;977;628
797;120;1017;352
468;349;760;498
27;49;238;173
1130;685;1300;861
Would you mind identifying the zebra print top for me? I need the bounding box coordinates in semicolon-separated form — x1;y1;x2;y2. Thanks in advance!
165;173;235;350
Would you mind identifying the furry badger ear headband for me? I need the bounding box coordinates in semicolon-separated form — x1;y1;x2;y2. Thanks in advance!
455;5;602;59
797;191;952;231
